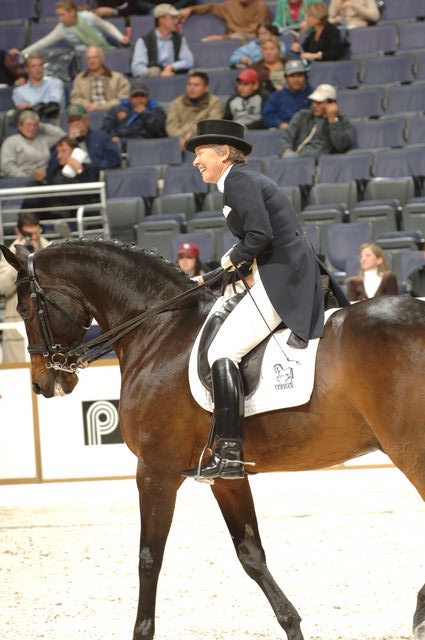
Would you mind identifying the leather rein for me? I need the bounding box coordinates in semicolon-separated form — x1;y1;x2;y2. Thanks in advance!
16;253;223;374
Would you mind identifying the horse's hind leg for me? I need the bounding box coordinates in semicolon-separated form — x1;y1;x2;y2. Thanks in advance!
211;478;304;640
133;460;182;640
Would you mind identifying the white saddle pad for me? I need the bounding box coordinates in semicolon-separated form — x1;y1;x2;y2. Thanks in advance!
188;298;338;417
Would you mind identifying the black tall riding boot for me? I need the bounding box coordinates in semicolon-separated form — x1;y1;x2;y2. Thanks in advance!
182;358;246;480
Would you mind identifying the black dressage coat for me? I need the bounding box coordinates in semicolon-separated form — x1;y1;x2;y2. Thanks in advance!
222;163;346;342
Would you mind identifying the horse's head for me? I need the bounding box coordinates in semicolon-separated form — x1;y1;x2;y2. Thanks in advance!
0;243;93;398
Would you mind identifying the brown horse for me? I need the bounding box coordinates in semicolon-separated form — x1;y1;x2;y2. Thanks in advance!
2;238;425;640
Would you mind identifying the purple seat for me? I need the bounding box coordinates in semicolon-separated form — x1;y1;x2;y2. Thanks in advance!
399;23;425;51
415;51;425;81
207;69;239;96
182;14;227;45
381;0;425;20
385;83;425;115
0;87;14;112
406;116;425;146
337;87;384;118
374;146;425;181
348;25;397;56
142;75;187;102
245;130;282;158
130;15;155;37
191;40;235;69
317;153;373;183
362;54;415;85
265;157;316;187
127;137;182;167
353;118;406;149
308;59;359;89
0;0;36;20
0;23;27;50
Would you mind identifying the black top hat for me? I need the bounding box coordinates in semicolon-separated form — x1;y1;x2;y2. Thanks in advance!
185;119;252;155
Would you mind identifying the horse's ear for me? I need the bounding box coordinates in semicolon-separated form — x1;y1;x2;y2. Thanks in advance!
0;244;28;272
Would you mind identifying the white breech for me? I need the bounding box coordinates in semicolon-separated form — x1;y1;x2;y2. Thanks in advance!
207;269;282;367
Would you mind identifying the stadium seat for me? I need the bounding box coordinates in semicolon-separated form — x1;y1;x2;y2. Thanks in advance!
162;165;208;196
398;251;425;292
414;52;425;81
0;87;14;112
361;54;415;86
264;157;315;187
278;186;302;214
0;22;28;50
353;118;406;149
326;221;373;273
142;75;188;102
402;198;425;236
182;14;227;44
302;225;320;254
0;0;36;19
300;208;345;258
399;23;425;52
187;216;227;262
127;137;182;167
406;118;425;146
151;193;197;219
308;59;359;89
317;153;373;184
380;0;425;20
203;191;224;211
348;24;397;56
207;69;239;96
245;129;282;157
105;167;158;200
106;197;145;244
308;181;358;211
350;203;398;237
137;219;180;258
365;177;415;208
191;40;236;69
337;87;384;119
385;83;425;115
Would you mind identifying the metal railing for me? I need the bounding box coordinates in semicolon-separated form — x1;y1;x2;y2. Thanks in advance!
0;182;110;244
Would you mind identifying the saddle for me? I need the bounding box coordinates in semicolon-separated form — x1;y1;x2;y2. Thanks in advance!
197;275;339;397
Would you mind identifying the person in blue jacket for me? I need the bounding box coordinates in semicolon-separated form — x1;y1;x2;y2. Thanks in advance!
262;58;312;129
101;81;166;141
229;22;287;68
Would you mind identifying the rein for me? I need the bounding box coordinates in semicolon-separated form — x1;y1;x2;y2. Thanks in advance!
17;253;224;373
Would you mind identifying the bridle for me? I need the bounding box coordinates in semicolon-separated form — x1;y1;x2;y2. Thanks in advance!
16;253;224;374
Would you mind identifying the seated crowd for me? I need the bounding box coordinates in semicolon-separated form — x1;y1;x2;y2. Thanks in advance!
0;0;425;355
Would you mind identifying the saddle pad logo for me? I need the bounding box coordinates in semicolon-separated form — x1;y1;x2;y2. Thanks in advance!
273;363;294;390
82;399;123;445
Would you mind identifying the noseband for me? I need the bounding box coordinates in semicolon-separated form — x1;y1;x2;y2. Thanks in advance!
16;253;92;373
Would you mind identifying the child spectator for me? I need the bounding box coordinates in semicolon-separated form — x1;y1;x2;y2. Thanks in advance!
224;68;268;129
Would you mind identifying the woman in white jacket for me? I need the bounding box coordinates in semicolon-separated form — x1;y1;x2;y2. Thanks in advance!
328;0;380;28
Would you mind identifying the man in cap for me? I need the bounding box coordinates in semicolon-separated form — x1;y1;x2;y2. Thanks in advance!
262;59;312;129
181;119;349;481
102;80;166;141
223;68;269;129
280;82;354;159
52;103;121;171
166;71;224;149
131;3;194;78
71;45;131;112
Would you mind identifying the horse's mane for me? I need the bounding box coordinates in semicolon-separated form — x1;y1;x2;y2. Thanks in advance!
44;237;215;307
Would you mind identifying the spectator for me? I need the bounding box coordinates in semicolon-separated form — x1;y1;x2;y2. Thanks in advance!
102;80;167;141
166;71;224;149
250;35;287;93
291;2;347;62
224;68;268;129
20;1;131;57
53;103;122;171
131;3;194;78
12;53;65;122
0;49;26;87
229;22;287;68
328;0;380;29
0;110;65;181
94;0;194;17
179;0;271;42
47;136;99;184
262;58;312;129
273;0;319;32
176;241;207;277
280;83;354;159
346;243;398;302
70;45;131;112
0;212;50;363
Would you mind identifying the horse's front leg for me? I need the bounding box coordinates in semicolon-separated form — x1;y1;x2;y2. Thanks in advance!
133;459;183;640
212;477;304;640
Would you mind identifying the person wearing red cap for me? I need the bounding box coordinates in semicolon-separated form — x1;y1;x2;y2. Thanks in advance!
181;119;349;482
176;241;207;277
223;68;269;129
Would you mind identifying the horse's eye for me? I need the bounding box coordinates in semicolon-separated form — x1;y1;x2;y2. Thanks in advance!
18;305;30;319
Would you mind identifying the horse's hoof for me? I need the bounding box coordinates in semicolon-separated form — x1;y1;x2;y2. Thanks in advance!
414;621;425;639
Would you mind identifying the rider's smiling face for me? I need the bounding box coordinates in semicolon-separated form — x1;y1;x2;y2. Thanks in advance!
193;145;228;184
